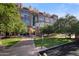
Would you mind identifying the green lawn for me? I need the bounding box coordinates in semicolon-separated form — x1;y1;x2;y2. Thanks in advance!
0;37;21;47
34;37;73;48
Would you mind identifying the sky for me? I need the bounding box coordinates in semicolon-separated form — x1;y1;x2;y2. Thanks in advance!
23;3;79;19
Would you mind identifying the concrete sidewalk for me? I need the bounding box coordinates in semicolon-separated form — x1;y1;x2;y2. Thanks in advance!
0;38;38;56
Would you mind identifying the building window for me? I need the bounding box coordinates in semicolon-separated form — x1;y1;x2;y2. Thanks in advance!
39;16;45;22
33;15;35;26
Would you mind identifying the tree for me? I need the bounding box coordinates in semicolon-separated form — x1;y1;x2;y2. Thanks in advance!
55;14;77;33
70;21;79;40
64;14;78;34
53;14;78;38
0;3;27;37
40;25;54;36
53;17;66;33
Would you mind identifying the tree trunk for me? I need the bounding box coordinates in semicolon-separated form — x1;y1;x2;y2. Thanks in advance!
68;33;71;38
5;32;9;38
75;34;79;42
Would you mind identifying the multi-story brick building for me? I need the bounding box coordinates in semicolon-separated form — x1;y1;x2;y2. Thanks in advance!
17;4;58;33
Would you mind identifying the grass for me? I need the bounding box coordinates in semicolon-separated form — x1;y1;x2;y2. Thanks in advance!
0;37;21;47
34;37;73;48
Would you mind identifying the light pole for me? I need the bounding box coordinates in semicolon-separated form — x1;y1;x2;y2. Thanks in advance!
36;23;44;49
41;13;46;49
41;33;43;49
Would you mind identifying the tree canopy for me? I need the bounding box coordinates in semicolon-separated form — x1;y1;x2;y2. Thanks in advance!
40;25;54;34
53;14;78;34
0;3;27;36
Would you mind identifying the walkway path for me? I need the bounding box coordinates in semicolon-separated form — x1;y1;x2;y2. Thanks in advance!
0;38;38;56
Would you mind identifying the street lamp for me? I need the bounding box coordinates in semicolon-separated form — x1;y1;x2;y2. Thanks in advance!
41;33;44;49
35;22;44;49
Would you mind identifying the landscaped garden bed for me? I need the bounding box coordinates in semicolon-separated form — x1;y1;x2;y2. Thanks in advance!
34;37;73;48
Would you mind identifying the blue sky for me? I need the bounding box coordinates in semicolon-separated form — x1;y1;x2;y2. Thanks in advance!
23;3;79;19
